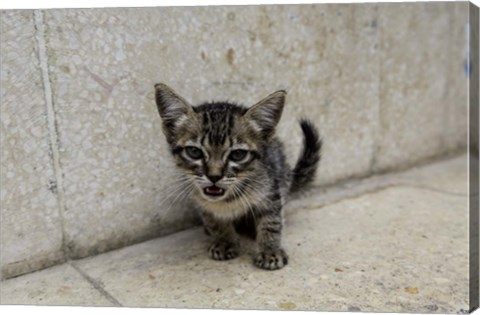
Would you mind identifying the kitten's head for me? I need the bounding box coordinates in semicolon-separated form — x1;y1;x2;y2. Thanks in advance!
154;83;285;202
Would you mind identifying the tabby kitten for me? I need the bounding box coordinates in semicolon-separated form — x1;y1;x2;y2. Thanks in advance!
154;83;322;270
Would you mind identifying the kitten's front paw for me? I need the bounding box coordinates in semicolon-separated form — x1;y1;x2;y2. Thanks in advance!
254;248;288;270
208;241;239;260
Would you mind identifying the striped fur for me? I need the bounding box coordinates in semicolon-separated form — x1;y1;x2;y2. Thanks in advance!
154;83;321;270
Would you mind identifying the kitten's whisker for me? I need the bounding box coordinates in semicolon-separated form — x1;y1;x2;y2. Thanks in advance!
157;177;193;209
174;183;195;203
241;181;273;211
161;181;195;213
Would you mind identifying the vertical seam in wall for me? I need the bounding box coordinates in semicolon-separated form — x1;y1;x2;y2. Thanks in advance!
33;10;70;260
439;6;453;152
369;4;382;173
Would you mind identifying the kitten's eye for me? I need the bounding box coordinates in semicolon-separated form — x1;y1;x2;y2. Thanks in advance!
229;149;248;162
185;146;204;159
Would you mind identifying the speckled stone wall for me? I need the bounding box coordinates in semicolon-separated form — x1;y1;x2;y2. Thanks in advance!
1;11;65;278
374;3;469;171
0;2;471;278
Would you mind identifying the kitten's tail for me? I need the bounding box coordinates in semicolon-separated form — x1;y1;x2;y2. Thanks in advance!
290;119;322;194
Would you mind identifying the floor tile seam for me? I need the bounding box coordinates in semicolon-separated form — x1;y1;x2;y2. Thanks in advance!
68;261;122;307
286;182;399;217
286;181;469;218
394;183;470;197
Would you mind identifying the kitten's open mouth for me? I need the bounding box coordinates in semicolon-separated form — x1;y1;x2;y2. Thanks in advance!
204;185;225;197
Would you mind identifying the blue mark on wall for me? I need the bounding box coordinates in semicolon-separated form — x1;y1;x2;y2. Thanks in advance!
463;23;473;78
464;58;472;78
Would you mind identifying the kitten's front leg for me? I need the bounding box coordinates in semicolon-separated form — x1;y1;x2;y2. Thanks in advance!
201;211;240;261
254;209;288;270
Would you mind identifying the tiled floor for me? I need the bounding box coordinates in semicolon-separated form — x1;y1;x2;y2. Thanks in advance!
1;154;474;313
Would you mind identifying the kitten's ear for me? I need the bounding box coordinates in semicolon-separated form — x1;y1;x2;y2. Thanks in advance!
154;83;192;121
244;90;286;139
154;83;193;142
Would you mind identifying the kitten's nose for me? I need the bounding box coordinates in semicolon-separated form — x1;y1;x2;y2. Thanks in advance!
207;175;222;183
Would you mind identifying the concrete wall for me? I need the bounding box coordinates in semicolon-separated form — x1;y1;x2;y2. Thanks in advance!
0;2;470;278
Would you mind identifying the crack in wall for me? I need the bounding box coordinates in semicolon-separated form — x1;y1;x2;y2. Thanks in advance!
33;10;69;260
